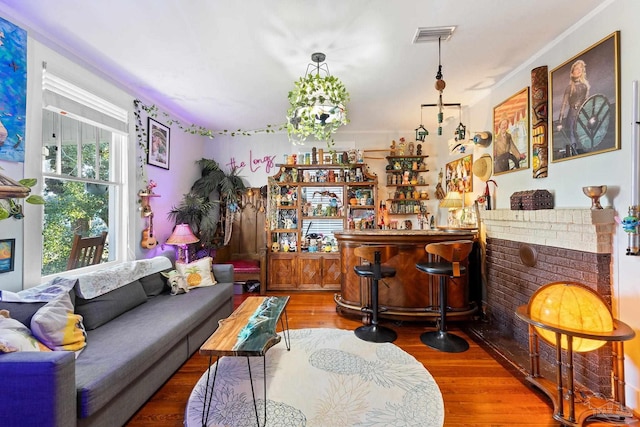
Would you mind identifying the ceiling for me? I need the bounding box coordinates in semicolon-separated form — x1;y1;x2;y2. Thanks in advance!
1;0;607;135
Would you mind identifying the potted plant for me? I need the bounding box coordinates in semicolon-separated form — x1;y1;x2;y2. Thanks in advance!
168;158;246;255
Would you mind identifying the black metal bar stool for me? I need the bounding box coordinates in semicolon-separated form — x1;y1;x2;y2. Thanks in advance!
353;245;399;343
416;240;473;352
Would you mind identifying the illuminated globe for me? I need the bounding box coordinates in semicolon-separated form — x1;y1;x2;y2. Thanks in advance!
528;282;613;352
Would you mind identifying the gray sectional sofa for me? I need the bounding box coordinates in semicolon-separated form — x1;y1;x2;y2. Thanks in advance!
0;257;234;427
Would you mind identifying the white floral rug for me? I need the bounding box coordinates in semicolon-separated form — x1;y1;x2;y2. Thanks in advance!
185;328;444;427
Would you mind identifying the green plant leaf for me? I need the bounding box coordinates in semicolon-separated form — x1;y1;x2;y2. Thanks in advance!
26;195;46;205
19;178;37;188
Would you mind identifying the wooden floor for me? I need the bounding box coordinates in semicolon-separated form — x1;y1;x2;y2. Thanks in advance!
125;292;631;427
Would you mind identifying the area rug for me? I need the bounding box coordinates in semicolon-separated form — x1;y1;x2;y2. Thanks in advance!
185;328;444;427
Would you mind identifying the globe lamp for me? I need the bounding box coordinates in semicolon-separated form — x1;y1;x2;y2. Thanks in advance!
527;282;613;352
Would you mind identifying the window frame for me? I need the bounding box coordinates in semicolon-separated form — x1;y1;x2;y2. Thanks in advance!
24;70;131;284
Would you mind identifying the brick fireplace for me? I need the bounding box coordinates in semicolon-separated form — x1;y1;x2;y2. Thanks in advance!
477;208;617;395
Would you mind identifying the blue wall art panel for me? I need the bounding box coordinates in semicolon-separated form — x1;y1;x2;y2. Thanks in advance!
0;16;27;163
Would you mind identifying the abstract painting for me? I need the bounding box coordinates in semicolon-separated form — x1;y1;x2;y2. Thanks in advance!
0;17;27;162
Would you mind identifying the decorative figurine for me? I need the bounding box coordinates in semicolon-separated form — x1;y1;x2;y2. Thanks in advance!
416;144;422;156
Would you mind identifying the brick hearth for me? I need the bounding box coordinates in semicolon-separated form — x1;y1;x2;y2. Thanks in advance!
477;208;616;395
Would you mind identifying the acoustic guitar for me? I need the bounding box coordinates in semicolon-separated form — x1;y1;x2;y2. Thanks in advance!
141;213;158;249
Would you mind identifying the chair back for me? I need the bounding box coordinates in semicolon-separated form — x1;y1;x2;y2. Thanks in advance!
354;245;399;265
425;240;473;277
67;231;108;270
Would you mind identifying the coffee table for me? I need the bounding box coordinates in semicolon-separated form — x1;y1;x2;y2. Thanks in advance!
199;296;290;427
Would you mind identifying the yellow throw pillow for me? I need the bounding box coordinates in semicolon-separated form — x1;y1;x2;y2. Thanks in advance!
175;257;217;288
31;292;87;354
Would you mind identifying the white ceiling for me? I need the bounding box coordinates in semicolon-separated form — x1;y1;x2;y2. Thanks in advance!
1;0;607;134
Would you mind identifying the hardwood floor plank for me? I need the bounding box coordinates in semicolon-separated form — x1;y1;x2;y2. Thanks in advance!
125;291;595;426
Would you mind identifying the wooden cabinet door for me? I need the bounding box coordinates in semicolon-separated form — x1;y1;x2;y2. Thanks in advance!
268;254;297;290
298;254;340;290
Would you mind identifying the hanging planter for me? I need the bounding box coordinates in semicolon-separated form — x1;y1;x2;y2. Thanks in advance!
286;54;350;143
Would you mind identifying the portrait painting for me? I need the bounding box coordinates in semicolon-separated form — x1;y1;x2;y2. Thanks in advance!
493;87;530;175
0;17;27;163
445;154;473;193
147;118;170;169
550;31;620;162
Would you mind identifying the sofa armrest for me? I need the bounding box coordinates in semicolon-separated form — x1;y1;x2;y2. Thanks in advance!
213;263;234;284
0;351;76;427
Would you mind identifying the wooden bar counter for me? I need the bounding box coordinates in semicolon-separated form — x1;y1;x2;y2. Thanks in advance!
334;229;478;323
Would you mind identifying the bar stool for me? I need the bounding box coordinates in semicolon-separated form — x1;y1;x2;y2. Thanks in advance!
353;245;399;343
416;240;473;353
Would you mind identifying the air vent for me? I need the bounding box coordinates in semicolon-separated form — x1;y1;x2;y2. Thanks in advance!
412;26;456;43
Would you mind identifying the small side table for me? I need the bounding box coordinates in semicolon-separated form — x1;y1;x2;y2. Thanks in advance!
515;305;636;426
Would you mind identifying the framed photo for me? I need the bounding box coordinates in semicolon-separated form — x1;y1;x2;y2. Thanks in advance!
0;238;15;273
445;154;473;193
493;87;530;175
147;118;170;169
550;31;620;162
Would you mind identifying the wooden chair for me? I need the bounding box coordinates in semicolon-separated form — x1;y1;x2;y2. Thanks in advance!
416;240;474;353
353;245;399;343
67;231;108;270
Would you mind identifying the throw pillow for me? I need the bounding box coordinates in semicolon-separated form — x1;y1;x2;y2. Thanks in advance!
175;257;217;288
0;315;50;353
31;292;87;353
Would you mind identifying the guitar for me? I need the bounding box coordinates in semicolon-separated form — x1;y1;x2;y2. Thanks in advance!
141;213;158;249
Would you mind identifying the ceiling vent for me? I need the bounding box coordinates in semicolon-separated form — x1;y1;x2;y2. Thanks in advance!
412;26;456;44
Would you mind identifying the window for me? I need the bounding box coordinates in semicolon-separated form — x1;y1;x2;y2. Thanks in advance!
40;72;128;276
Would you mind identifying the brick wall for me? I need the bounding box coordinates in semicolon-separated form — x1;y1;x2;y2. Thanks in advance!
481;208;616;395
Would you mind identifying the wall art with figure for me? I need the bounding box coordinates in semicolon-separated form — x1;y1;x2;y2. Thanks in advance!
0;17;27;163
550;31;620;162
147;118;170;169
493;87;530;175
445;154;473;194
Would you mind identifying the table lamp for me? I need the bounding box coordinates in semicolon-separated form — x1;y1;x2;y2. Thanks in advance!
166;223;200;264
440;191;463;227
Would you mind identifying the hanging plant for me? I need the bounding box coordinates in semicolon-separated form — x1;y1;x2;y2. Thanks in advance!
286;73;350;144
0;174;45;220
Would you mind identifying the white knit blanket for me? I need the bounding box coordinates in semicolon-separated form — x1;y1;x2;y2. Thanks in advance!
72;256;172;299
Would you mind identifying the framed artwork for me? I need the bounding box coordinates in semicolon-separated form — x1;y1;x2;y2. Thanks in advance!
493;87;530;175
445;154;473;193
147;118;170;169
0;238;15;273
550;31;620;162
0;17;27;163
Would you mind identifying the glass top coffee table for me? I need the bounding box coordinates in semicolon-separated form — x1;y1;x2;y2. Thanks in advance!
199;296;290;426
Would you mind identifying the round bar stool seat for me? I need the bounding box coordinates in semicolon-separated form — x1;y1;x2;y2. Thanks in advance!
353;245;399;343
416;240;473;353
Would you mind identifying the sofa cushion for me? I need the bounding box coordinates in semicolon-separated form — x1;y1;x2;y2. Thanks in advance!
0;301;46;327
139;270;170;297
75;280;148;330
31;292;87;353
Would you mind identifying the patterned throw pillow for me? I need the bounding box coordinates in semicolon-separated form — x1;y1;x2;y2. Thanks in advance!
175;257;217;288
0;316;50;353
31;292;87;354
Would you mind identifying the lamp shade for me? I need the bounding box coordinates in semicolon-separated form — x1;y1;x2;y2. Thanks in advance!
166;224;199;245
440;191;463;208
527;282;613;352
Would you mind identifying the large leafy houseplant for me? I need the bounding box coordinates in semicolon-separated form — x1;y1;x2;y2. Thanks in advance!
168;158;245;251
286;73;349;143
